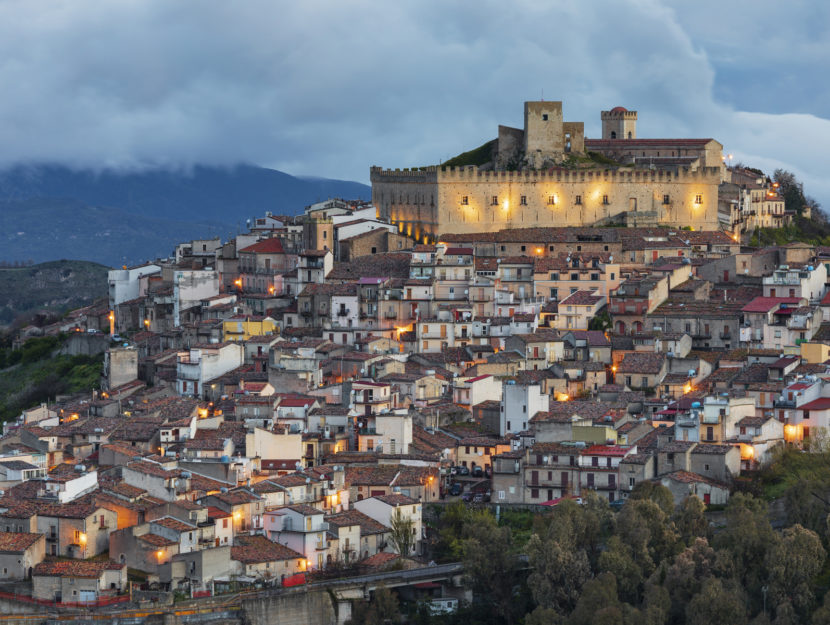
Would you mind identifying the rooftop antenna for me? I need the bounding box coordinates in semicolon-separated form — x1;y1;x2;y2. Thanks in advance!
541;88;544;101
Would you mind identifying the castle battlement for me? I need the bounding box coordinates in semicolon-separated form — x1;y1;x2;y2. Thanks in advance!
371;165;721;183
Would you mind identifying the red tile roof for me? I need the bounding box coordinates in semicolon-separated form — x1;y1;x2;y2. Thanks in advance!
0;532;42;552
33;560;124;578
239;238;286;255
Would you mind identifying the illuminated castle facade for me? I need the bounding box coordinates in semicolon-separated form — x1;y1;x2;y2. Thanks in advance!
371;101;725;242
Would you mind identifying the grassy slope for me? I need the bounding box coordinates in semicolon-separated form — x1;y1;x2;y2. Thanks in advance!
750;215;830;247
0;335;103;422
0;259;109;324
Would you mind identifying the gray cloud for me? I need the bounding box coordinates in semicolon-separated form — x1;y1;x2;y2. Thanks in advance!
0;0;826;205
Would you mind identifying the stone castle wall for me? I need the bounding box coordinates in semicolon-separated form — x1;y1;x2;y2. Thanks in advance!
371;165;721;241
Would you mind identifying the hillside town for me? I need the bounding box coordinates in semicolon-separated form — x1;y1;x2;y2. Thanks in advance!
1;170;828;611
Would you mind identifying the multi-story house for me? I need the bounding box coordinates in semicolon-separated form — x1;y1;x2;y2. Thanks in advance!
176;343;244;398
501;380;549;436
534;253;621;302
264;504;331;571
762;263;827;302
237;238;296;294
523;442;581;504
578;445;629;502
609;274;668;335
554;291;606;331
699;394;755;444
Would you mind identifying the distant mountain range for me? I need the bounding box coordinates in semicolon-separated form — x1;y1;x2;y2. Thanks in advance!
0;164;371;266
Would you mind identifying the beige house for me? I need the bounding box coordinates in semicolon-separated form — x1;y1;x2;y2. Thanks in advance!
32;560;127;604
0;532;45;579
554;291;606;331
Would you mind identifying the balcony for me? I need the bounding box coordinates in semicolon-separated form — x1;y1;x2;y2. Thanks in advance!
773;398;795;408
358;428;377;436
315;540;329;550
719;332;732;340
318;309;329;317
384;311;397;319
337;308;350;316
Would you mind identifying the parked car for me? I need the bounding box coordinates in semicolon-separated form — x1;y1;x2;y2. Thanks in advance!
471;466;484;478
609;499;625;511
462;491;474;502
456;466;470;476
449;483;463;496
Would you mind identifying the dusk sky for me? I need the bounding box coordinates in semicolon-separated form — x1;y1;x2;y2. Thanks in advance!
1;0;827;205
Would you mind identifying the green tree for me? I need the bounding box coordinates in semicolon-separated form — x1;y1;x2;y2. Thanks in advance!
598;535;644;604
686;578;747;625
630;481;675;517
765;524;825;617
713;492;776;605
345;585;400;625
659;538;717;623
674;495;710;545
616;499;680;579
527;526;591;615
389;508;414;556
462;512;522;625
567;572;632;625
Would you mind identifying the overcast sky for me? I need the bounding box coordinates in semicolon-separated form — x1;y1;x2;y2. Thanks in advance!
0;0;828;205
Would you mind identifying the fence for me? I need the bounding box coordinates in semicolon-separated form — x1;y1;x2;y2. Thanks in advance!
0;589;130;609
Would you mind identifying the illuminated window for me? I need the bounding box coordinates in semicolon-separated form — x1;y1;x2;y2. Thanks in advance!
460;196;469;205
695;194;703;204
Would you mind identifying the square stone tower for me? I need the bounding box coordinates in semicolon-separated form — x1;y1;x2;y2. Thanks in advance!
601;107;638;140
524;101;564;168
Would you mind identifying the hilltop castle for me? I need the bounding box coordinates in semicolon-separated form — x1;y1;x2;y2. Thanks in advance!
371;101;726;243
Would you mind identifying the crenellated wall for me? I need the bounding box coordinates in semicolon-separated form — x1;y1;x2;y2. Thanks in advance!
371;165;721;240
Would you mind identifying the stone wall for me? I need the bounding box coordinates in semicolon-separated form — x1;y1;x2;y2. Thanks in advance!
371;166;721;241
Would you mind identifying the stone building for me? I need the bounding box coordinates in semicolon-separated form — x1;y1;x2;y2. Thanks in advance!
371;100;724;241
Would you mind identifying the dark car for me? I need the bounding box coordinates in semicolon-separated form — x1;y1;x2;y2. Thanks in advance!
471;466;484;478
456;466;470;476
449;483;463;496
462;491;474;502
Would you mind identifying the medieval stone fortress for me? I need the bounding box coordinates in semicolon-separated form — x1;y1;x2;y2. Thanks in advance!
371;100;729;242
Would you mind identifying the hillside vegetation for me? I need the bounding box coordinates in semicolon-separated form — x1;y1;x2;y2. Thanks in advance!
749;215;830;247
0;259;109;325
0;334;102;422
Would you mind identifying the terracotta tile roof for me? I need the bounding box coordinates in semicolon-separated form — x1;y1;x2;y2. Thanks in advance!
239;238;286;255
33;560;124;578
0;532;42;552
361;552;400;569
232;534;304;564
326;510;388;536
617;352;666;375
374;494;418;507
138;533;178;547
559;290;604;306
152;516;196;532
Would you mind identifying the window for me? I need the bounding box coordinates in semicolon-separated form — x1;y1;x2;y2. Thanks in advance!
531;488;539;499
575;195;582;205
629;477;635;486
602;194;609;205
551;272;559;280
549;245;554;251
460;196;469;205
695;194;703;204
550;288;557;298
663;194;670;205
571;273;578;280
521;245;526;252
542;114;548;121
520;195;527;205
591;273;599;281
491;195;499;206
548;195;556;205
500;245;506;252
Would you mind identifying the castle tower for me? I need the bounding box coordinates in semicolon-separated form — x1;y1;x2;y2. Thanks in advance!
601;107;637;140
524;101;564;168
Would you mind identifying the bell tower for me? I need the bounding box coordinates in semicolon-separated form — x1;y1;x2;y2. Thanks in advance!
601;107;637;140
